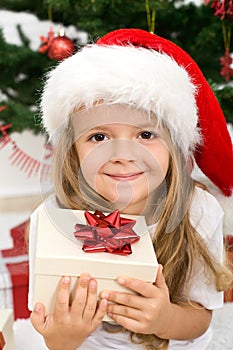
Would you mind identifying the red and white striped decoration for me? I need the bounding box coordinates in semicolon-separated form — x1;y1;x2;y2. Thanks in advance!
0;119;52;179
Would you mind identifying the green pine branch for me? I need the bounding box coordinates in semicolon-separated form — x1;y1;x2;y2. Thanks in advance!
0;27;53;133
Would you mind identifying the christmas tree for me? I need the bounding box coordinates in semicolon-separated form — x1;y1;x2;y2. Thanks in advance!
0;0;232;134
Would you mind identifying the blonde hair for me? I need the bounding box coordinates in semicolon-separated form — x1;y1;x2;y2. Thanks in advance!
52;118;233;350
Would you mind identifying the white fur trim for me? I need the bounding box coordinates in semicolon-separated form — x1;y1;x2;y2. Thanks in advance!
41;45;201;156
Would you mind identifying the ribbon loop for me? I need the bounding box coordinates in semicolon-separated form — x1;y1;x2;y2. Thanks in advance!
73;210;140;255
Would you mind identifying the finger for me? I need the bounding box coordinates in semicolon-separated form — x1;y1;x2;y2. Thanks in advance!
30;303;46;334
107;301;141;321
107;312;142;333
82;278;99;320
154;265;168;291
92;298;108;327
101;290;142;309
71;273;91;316
115;276;156;298
53;276;71;318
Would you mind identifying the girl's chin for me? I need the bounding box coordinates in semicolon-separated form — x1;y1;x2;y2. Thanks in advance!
108;198;147;215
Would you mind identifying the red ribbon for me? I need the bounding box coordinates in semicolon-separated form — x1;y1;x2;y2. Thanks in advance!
73;210;140;255
39;27;54;54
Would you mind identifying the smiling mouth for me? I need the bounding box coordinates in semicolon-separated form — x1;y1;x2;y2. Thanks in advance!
106;172;144;181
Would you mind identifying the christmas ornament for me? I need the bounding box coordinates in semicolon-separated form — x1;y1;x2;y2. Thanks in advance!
39;28;75;61
220;48;233;81
0;107;52;178
204;0;233;21
204;0;233;82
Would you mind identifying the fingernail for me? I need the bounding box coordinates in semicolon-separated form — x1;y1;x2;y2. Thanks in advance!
83;273;91;283
101;292;109;299
101;299;108;307
89;279;97;289
117;277;125;285
34;303;41;312
63;276;71;284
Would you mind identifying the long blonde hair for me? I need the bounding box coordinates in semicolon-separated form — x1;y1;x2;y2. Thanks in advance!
52;119;233;350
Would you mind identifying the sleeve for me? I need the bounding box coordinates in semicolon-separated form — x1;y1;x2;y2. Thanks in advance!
188;188;224;310
27;205;40;311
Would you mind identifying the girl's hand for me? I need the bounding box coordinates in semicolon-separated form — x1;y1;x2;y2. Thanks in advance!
100;265;172;337
31;273;108;350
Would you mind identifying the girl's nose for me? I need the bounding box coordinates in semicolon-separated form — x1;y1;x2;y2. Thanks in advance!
109;139;137;163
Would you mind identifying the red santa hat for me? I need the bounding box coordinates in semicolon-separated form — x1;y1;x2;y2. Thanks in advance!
41;28;233;232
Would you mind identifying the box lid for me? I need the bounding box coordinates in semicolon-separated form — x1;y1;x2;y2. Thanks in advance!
35;206;158;282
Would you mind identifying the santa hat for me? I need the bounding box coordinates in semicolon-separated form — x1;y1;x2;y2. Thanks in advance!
41;28;233;232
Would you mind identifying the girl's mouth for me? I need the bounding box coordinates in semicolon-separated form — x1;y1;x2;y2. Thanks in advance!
106;172;144;181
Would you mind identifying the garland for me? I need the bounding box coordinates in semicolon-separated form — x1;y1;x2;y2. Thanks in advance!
204;0;233;81
0;106;51;179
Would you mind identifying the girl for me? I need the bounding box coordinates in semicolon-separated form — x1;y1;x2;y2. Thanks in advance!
29;29;233;350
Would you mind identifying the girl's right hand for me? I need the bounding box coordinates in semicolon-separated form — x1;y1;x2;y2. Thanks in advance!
30;273;108;350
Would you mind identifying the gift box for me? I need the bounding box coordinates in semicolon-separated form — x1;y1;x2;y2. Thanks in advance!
0;309;15;350
0;221;30;320
31;206;158;320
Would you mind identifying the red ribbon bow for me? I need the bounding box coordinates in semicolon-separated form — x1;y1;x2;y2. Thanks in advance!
39;28;54;54
73;210;140;255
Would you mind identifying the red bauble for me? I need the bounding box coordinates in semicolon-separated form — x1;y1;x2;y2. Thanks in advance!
39;28;75;61
48;35;75;60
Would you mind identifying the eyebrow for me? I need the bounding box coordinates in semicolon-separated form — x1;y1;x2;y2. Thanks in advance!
85;122;157;132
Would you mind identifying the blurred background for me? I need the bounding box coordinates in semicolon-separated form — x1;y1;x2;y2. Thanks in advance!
0;1;232;348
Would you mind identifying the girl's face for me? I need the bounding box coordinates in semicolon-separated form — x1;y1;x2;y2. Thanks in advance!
73;104;170;215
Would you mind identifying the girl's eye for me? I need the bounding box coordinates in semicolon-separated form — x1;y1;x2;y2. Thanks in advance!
138;131;157;139
90;133;108;142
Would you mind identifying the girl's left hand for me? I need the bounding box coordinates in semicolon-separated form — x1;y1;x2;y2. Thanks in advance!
100;264;172;336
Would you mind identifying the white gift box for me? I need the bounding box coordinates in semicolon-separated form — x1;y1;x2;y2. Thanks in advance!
0;309;15;350
31;206;158;320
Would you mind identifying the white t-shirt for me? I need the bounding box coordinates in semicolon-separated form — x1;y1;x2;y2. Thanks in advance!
28;187;224;350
